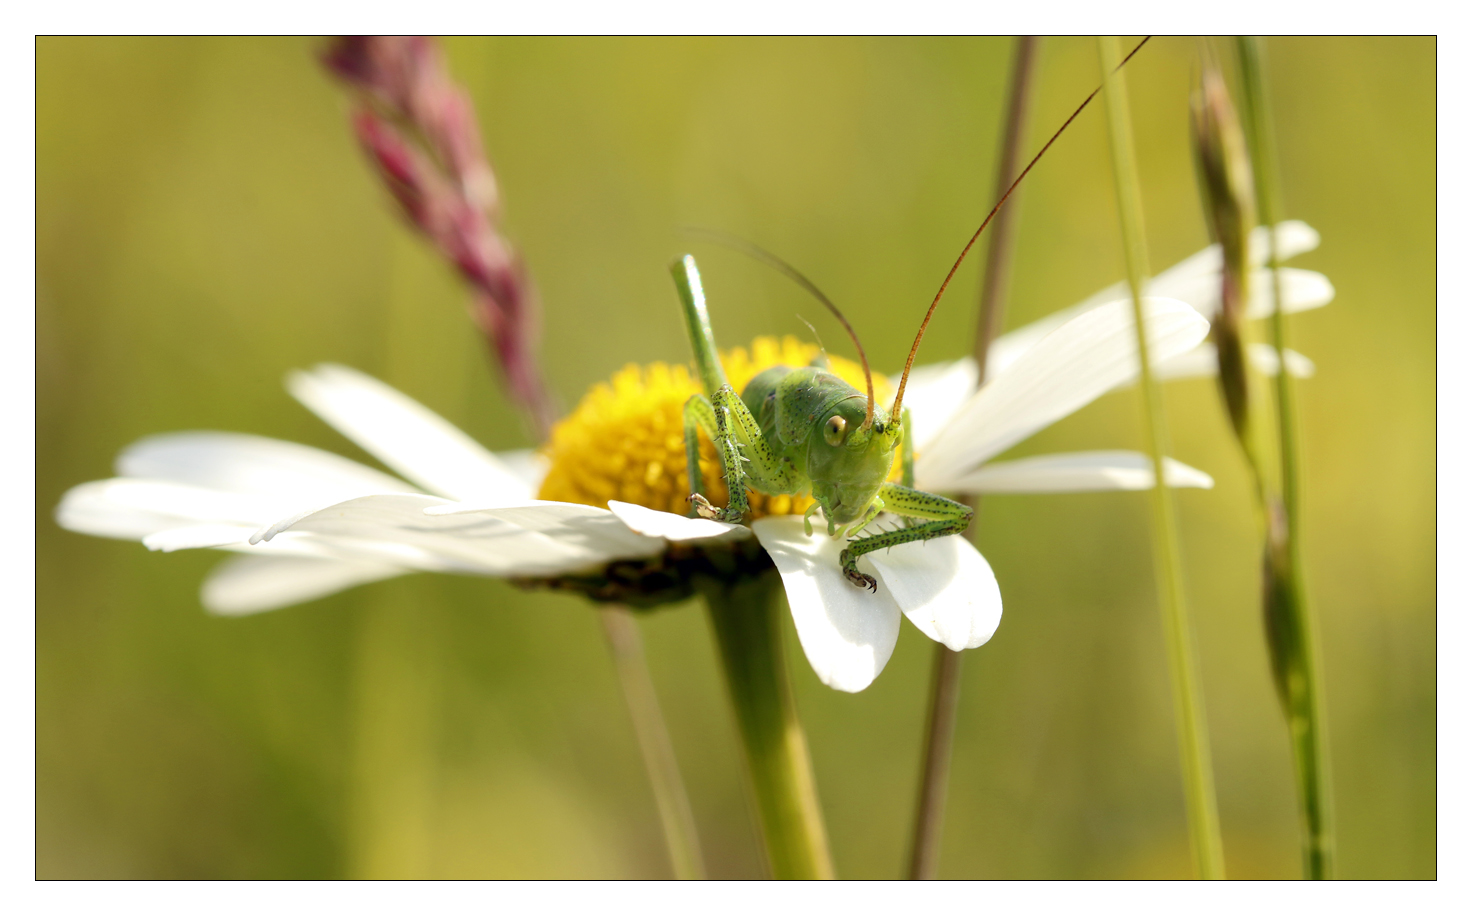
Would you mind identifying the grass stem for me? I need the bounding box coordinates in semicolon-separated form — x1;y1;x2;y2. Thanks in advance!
1097;34;1225;880
908;643;966;878
1235;35;1335;879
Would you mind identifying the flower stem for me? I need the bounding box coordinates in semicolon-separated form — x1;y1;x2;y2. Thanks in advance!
597;605;706;879
1235;35;1335;880
907;34;1039;881
1097;35;1225;880
704;573;835;879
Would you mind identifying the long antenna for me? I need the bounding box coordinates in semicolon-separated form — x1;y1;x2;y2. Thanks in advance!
683;227;879;432
890;35;1153;421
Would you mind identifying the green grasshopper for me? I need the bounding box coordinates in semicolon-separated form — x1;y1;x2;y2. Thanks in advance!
670;254;968;592
668;37;1152;592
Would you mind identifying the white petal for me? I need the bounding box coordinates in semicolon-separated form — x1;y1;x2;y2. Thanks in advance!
201;554;409;616
223;529;448;567
263;494;663;578
606;500;750;542
144;524;258;552
287;363;531;504
984;313;1077;384
82;435;425;548
948;451;1214;493
1251;345;1316;378
867;535;1001;652
1150;220;1320;299
988;221;1322;375
1246;267;1338;317
751;516;900;693
55;478;282;540
117;432;416;503
1247;267;1336;318
422;499;668;557
1252;220;1320;264
887;357;978;449
1155;267;1334;321
1150;345;1222;383
1149;343;1316;384
916;298;1209;490
56;480;198;541
56;478;493;580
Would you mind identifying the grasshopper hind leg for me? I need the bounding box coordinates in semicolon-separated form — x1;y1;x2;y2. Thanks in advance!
838;483;974;591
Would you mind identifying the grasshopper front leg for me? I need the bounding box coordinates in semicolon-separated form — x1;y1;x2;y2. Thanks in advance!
684;385;804;522
684;388;749;522
838;483;973;591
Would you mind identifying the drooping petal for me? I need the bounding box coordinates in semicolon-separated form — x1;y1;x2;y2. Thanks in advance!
916;298;1209;490
606;500;750;542
947;451;1214;493
866;534;1001;652
287;363;530;504
751;516;901;694
201;554;409;616
116;431;416;503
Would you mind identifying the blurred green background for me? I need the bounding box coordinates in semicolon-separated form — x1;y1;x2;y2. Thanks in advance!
36;37;1434;878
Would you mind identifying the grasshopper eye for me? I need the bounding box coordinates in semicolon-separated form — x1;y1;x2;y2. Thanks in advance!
824;415;847;446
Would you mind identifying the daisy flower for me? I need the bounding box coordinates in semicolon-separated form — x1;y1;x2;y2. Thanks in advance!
56;293;1210;694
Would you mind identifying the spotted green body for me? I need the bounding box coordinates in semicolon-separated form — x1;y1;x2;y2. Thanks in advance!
671;255;972;591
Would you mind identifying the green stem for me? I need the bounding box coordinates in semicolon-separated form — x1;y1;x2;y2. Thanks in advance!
704;572;835;879
907;34;1039;881
598;605;706;879
1097;35;1225;880
1236;35;1335;879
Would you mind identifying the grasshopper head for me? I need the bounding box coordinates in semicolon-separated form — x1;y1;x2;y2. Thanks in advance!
806;397;900;526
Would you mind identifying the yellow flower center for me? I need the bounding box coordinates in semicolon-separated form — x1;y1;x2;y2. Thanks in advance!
537;336;897;520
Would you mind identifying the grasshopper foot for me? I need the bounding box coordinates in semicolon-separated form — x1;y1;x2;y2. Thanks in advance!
689;493;721;520
839;548;878;592
689;493;744;524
